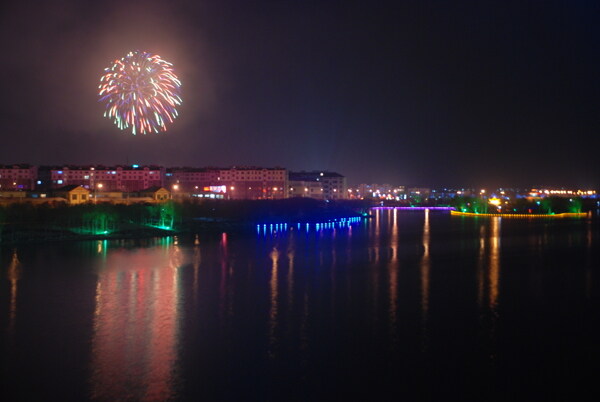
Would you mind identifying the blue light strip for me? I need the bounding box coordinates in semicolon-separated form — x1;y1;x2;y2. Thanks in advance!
256;216;362;235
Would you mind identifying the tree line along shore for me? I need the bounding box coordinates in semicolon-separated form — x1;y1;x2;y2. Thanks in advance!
0;198;371;245
0;196;595;245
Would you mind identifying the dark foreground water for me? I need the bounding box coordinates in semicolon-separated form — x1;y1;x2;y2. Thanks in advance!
1;209;599;401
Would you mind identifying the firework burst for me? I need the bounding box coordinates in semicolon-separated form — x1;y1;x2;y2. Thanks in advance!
99;50;182;135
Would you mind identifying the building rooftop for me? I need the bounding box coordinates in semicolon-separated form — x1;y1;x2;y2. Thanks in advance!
38;165;163;171
0;164;35;169
139;186;168;193
289;171;345;180
54;185;87;192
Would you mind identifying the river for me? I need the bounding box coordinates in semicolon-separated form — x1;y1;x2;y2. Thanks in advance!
1;209;599;401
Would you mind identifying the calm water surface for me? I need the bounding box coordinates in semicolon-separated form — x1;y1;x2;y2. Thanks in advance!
1;209;599;401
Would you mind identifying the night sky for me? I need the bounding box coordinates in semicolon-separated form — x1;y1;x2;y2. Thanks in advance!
1;0;599;187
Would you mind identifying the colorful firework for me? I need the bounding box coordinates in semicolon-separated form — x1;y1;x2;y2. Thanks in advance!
99;50;182;135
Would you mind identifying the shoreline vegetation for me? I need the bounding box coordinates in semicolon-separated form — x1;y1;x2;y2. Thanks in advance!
0;198;372;245
450;210;589;218
382;195;595;216
0;196;596;245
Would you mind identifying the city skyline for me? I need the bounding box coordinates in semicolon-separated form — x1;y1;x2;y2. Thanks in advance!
1;1;599;188
2;162;598;193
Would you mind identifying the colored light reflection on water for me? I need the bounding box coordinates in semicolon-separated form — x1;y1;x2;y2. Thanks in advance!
0;211;599;400
90;239;185;401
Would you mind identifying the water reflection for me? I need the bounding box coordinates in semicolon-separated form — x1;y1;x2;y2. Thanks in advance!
477;225;486;309
586;219;593;299
476;219;501;314
300;290;309;358
489;217;501;312
375;208;381;262
1;209;597;400
287;240;295;312
420;209;431;350
388;209;399;339
370;208;382;263
488;217;501;361
90;239;184;401
97;240;108;261
391;208;398;262
6;249;21;336
193;235;201;303
268;246;280;358
346;225;353;264
219;233;230;324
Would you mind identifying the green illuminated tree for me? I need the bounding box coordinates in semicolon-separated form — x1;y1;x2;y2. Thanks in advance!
82;209;117;235
452;196;468;212
540;198;553;214
146;201;176;229
569;197;583;213
471;197;488;214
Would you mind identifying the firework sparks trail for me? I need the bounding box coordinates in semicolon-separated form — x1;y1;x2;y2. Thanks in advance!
99;51;182;135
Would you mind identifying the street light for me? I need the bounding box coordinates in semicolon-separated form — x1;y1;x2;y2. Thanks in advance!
95;183;103;204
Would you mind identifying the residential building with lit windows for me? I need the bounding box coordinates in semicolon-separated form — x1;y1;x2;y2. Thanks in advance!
288;171;347;200
219;167;288;199
165;167;220;193
288;180;325;199
37;165;164;192
0;164;38;191
166;166;288;199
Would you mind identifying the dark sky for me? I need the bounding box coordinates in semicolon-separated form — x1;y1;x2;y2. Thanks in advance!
1;0;599;187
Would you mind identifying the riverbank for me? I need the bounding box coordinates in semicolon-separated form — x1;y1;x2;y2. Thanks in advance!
450;210;590;218
0;198;371;245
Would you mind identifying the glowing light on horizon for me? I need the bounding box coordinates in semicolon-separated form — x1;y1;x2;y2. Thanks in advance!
489;198;501;206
